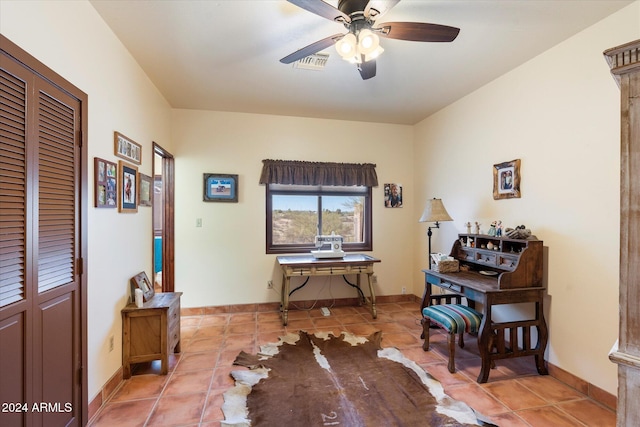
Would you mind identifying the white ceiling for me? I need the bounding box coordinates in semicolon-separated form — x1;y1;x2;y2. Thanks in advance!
89;0;633;125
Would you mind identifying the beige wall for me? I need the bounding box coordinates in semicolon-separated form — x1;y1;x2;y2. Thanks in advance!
2;0;638;407
1;0;172;400
413;3;640;395
171;110;415;308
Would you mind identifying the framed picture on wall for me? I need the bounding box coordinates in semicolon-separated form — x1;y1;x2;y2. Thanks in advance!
94;157;117;208
493;159;521;200
114;131;142;165
203;173;238;202
118;160;138;212
384;183;403;208
138;173;153;207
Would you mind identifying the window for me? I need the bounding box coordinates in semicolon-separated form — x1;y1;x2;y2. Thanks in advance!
259;159;377;254
266;184;372;254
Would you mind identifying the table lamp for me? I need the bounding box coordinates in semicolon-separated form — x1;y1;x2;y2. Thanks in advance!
419;198;453;268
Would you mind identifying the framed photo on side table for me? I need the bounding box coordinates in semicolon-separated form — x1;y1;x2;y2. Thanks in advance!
94;157;117;208
203;173;238;202
118;160;138;212
131;271;154;302
114;131;142;165
493;159;521;200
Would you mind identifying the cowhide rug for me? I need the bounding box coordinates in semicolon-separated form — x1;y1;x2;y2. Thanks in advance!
222;331;496;427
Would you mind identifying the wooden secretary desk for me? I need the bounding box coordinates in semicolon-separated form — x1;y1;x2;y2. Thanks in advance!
422;234;548;383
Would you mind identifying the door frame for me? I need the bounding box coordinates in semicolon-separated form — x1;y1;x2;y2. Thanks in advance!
152;142;175;292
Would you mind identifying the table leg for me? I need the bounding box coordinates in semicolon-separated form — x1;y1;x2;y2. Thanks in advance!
421;277;432;311
366;272;377;319
477;305;493;383
160;313;168;375
122;315;132;379
535;299;549;375
281;274;290;326
420;278;432;339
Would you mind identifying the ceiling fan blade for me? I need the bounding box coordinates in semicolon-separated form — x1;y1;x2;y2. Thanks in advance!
375;22;460;42
364;0;400;20
287;0;350;23
280;34;345;64
358;59;376;80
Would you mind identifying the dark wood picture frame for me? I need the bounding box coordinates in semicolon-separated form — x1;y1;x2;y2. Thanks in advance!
383;183;403;208
138;173;153;207
493;159;521;200
94;157;117;208
131;271;154;302
114;131;142;165
203;173;238;203
118;160;138;213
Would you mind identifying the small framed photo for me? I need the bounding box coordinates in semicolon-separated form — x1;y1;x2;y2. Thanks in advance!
114;131;142;165
94;157;117;208
118;160;138;213
493;159;521;200
131;271;154;302
203;173;238;202
138;173;153;207
384;183;403;208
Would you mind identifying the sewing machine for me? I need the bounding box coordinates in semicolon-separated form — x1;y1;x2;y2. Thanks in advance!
310;233;345;259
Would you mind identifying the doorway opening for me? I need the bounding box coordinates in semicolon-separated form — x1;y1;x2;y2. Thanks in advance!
152;143;175;292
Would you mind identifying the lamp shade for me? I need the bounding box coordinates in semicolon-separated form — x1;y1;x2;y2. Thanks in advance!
419;198;453;223
357;29;380;54
336;33;357;59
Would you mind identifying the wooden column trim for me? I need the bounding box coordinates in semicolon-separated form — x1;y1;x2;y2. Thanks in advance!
604;38;640;427
610;341;640;370
604;39;640;85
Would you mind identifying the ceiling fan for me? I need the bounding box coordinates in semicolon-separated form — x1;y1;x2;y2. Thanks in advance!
280;0;460;80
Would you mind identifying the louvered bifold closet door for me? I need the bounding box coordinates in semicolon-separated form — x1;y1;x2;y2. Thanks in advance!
0;61;27;307
0;56;31;427
31;75;82;427
0;47;82;427
37;87;76;294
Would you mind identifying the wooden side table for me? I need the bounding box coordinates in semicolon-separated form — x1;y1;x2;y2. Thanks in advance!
121;292;182;378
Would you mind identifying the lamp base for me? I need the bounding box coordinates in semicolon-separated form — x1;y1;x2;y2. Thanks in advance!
427;225;437;269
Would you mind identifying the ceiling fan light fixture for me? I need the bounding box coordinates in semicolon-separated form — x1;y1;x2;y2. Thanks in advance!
336;33;357;59
364;46;383;62
335;29;383;64
283;0;461;79
357;29;379;54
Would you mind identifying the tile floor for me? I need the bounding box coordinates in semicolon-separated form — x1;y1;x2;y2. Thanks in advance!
89;301;616;427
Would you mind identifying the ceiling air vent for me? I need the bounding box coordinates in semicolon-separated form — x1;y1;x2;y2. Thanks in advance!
293;53;329;70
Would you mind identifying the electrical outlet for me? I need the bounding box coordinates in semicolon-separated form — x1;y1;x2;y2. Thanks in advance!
372;275;378;284
267;280;273;289
196;218;202;227
109;335;114;352
401;287;406;295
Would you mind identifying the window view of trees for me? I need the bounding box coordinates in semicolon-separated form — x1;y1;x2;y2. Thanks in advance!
272;196;364;244
266;184;372;254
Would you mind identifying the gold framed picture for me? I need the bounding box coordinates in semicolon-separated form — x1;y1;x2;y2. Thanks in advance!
493;159;521;200
114;131;142;165
118;160;138;213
